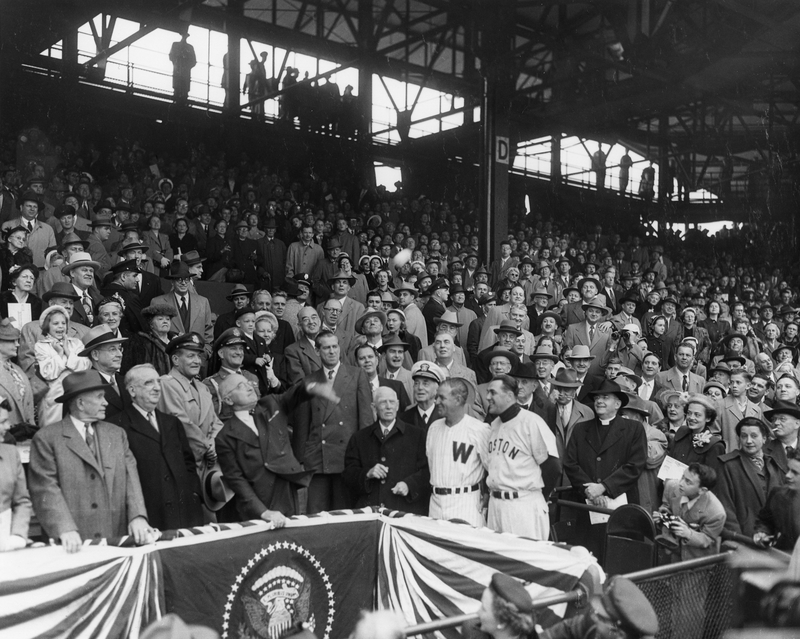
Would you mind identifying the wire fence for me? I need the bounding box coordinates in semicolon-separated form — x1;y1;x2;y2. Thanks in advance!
632;559;734;639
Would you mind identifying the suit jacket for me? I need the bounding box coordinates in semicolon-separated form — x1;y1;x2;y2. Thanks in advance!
717;395;763;452
96;370;130;421
151;289;213;357
292;365;373;474
564;415;647;504
561;300;586;326
380;366;414;402
763;438;796;475
399;404;442;431
69;285;103;328
285;337;322;385
421;297;447;344
216;384;311;519
564;322;612;378
0;443;32;537
661;480;726;561
489;256;519;287
342;419;430;514
716;449;784;537
655;367;705;395
138;270;162;308
550;400;594;461
108;407;203;530
28;417;148;540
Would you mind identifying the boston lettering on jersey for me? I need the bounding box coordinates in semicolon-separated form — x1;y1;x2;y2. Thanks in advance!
488;437;520;460
452;441;474;463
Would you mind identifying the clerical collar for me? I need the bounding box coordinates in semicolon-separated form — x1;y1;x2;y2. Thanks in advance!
498;404;521;423
599;417;614;426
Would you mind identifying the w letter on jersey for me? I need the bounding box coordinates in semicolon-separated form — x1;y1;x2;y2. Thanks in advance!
452;442;474;463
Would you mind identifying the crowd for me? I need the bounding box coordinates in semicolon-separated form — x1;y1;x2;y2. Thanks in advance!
0;126;798;581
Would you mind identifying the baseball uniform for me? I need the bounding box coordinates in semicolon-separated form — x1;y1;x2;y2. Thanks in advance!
426;414;489;527
485;406;551;539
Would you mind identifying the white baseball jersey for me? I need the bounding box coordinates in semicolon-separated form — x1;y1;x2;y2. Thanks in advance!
426;414;489;526
485;408;551;539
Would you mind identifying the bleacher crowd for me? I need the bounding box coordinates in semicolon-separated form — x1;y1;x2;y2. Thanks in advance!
0;127;798;565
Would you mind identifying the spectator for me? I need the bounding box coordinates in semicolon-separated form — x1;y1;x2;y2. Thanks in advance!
123;303;178;376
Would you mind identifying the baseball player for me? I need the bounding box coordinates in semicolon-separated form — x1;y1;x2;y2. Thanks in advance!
427;378;490;527
484;374;560;540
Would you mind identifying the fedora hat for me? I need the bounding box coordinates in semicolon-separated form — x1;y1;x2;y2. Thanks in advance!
117;240;149;257
513;362;538;379
91;214;113;228
531;286;552;299
324;236;342;250
581;295;610;314
622;394;650;417
355;309;387;334
565;344;596;360
17;190;44;210
0;318;20;341
55;370;111;404
165;260;193;280
550;368;582;388
434;310;463;327
588;379;629;407
494;319;523;337
378;334;410;353
78;325;128;357
616;367;643;389
721;349;746;365
61;251;101;275
226;283;250;301
395;281;419;297
764;400;800;422
60;232;90;251
539;311;562;327
530;345;559;362
327;270;356;286
181;250;206;266
200;462;235;511
42;281;82;302
479;347;520;370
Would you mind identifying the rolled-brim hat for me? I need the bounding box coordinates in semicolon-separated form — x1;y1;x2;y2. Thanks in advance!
550;368;582;388
78;325;128;357
117;241;149;257
494;320;522;337
200;462;235;511
434;310;463;327
539;311;562;327
226;284;250;301
327;270;356;286
772;345;796;362
355;309;387;334
565;344;595;360
42;281;82;302
378;334;410;353
703;380;728;395
181;250;206;266
55;370;112;404
722;349;746;365
61;252;101;275
530;347;559;362
764;399;800;421
479;348;520;370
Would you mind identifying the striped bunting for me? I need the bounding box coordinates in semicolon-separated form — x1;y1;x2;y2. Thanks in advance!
377;515;601;638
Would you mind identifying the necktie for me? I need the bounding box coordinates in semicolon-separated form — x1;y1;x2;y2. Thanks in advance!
147;411;159;432
542;383;550;395
85;424;99;460
787;446;795;457
328;369;334;381
83;293;94;322
382;427;391;439
589;325;595;342
682;375;688;392
26;221;33;233
387;372;395;380
179;295;189;328
751;456;764;471
557;406;565;429
5;363;24;399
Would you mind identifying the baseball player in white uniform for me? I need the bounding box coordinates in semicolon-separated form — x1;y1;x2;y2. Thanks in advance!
427;378;490;527
484;375;555;539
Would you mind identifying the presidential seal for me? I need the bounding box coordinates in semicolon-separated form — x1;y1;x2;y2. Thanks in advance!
223;542;335;639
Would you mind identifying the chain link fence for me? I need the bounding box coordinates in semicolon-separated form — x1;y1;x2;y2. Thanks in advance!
632;559;733;639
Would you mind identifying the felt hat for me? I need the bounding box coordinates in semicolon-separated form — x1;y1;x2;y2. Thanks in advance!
355;309;387;334
565;344;595;360
764;400;800;422
165;260;193;280
200;462;235;512
42;281;82;302
479;347;520;370
181;250;205;266
434;310;463;327
550;368;582;389
0;318;20;341
494;319;523;337
117;240;149;257
78;325;128;357
529;345;559;363
378;334;410;353
55;370;111;404
588;379;629;407
327;270;356;286
61;251;101;275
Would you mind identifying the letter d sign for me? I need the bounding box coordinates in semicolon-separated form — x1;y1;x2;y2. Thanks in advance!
495;136;510;165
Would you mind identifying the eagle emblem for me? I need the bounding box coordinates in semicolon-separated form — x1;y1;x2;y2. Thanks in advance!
241;566;314;639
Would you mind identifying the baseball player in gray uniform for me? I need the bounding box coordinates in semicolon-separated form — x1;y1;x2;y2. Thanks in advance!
484;374;556;539
427;378;490;527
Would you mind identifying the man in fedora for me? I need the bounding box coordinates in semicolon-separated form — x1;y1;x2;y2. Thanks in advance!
33;232;88;298
51;203;90;246
475;319;523;385
378;334;414;400
418;310;468;366
118;240;160;306
522;346;559;419
446;284;476;354
256;217;287;291
549;368;594;465
564;295;613;378
346;308;388;364
159;334;222;478
422;278;450;343
318;270;365;339
396;281;428;348
332;217;360;263
108;364;204;531
311;236;343;300
474;347;519;420
564;379;647;558
79;325;130;421
763;399;800;474
0;318;35;430
63;251;103;327
181;249;205;281
214;283;251;339
100;259;146;335
28;370;153;552
85;214;114;278
285;306;323;385
1;190;55;268
216;372;331;522
431;331;477;386
151;260;213;360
